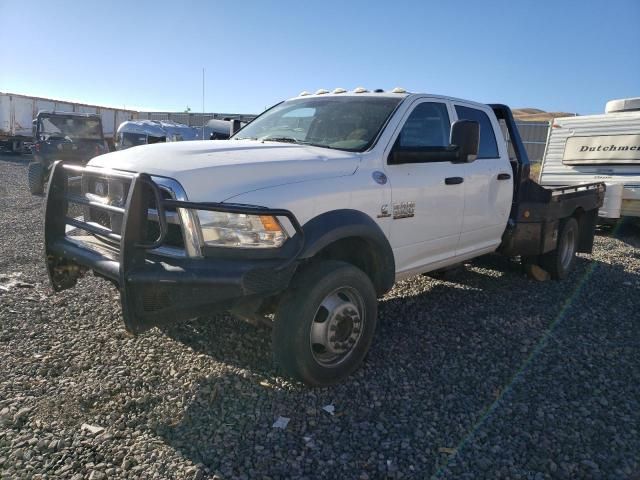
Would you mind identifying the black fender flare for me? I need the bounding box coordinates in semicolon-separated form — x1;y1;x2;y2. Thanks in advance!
297;209;395;295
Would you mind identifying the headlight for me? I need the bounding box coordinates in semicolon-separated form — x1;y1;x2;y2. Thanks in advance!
198;210;288;249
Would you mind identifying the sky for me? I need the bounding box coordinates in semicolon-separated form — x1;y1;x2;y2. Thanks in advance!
1;0;638;115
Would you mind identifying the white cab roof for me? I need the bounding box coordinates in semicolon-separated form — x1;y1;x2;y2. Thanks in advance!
286;90;491;111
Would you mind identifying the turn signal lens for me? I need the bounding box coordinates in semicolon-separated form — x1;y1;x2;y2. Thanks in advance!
260;215;282;231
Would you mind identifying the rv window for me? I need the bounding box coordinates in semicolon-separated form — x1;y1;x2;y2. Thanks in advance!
121;132;147;148
147;135;166;145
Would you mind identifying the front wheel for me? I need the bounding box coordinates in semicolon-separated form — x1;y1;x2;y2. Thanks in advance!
541;217;579;280
272;261;378;386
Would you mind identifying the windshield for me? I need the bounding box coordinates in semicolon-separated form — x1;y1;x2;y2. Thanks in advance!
233;96;402;152
38;116;103;140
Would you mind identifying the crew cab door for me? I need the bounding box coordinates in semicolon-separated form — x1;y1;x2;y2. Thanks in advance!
383;99;466;275
452;103;513;256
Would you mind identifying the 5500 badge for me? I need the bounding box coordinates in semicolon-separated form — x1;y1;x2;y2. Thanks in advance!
378;202;416;219
393;201;415;219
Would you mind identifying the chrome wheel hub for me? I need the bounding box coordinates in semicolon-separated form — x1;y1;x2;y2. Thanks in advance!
309;287;365;366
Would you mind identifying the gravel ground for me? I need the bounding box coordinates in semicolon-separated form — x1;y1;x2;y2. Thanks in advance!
1;154;639;479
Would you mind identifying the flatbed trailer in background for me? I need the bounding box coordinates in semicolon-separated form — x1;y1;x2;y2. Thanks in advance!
0;91;256;154
0;92;137;153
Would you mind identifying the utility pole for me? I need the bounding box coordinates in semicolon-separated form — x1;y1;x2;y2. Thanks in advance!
202;68;205;140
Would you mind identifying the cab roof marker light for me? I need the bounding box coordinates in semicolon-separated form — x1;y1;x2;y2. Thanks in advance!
299;91;311;96
353;87;369;93
332;88;347;94
315;89;330;95
373;88;384;93
391;87;407;93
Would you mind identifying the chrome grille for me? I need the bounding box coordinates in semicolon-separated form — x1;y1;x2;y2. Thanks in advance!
67;169;188;255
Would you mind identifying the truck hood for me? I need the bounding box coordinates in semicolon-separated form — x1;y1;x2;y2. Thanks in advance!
89;139;360;202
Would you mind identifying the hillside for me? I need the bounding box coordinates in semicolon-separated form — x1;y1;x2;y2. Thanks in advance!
512;108;577;122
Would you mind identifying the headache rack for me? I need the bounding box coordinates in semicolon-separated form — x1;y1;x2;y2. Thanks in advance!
44;162;304;332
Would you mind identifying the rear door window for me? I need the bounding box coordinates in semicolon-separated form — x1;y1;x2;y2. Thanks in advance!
454;105;499;159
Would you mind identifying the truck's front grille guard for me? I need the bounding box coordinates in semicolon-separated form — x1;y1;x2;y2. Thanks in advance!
50;162;305;272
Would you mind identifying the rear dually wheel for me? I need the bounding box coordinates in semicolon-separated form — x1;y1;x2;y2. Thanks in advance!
541;217;579;280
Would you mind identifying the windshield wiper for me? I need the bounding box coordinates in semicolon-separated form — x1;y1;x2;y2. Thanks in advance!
237;136;342;151
305;142;338;150
262;137;344;150
260;136;300;144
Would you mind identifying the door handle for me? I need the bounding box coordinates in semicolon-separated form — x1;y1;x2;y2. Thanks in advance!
445;177;464;185
497;173;511;180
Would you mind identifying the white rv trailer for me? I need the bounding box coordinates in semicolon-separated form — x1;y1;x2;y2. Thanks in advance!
539;97;640;220
115;119;200;150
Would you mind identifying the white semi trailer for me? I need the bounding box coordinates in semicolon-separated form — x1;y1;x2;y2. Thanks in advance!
0;92;137;152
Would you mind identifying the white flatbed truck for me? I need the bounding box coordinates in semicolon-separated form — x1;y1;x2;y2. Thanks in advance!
44;88;604;385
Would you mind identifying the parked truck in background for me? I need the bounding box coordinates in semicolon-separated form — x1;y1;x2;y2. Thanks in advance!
43;88;604;386
539;97;640;222
0;92;136;153
28;111;109;194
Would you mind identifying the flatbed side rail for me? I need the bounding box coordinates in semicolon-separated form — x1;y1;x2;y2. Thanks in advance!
546;182;606;197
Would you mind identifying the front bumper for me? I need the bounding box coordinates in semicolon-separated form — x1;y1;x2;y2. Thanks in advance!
44;162;303;333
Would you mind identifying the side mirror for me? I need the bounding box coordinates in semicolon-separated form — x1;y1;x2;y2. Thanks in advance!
450;120;479;163
32;119;37;138
388;119;480;165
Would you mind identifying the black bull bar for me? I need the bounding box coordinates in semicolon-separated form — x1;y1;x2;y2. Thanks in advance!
44;161;304;333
